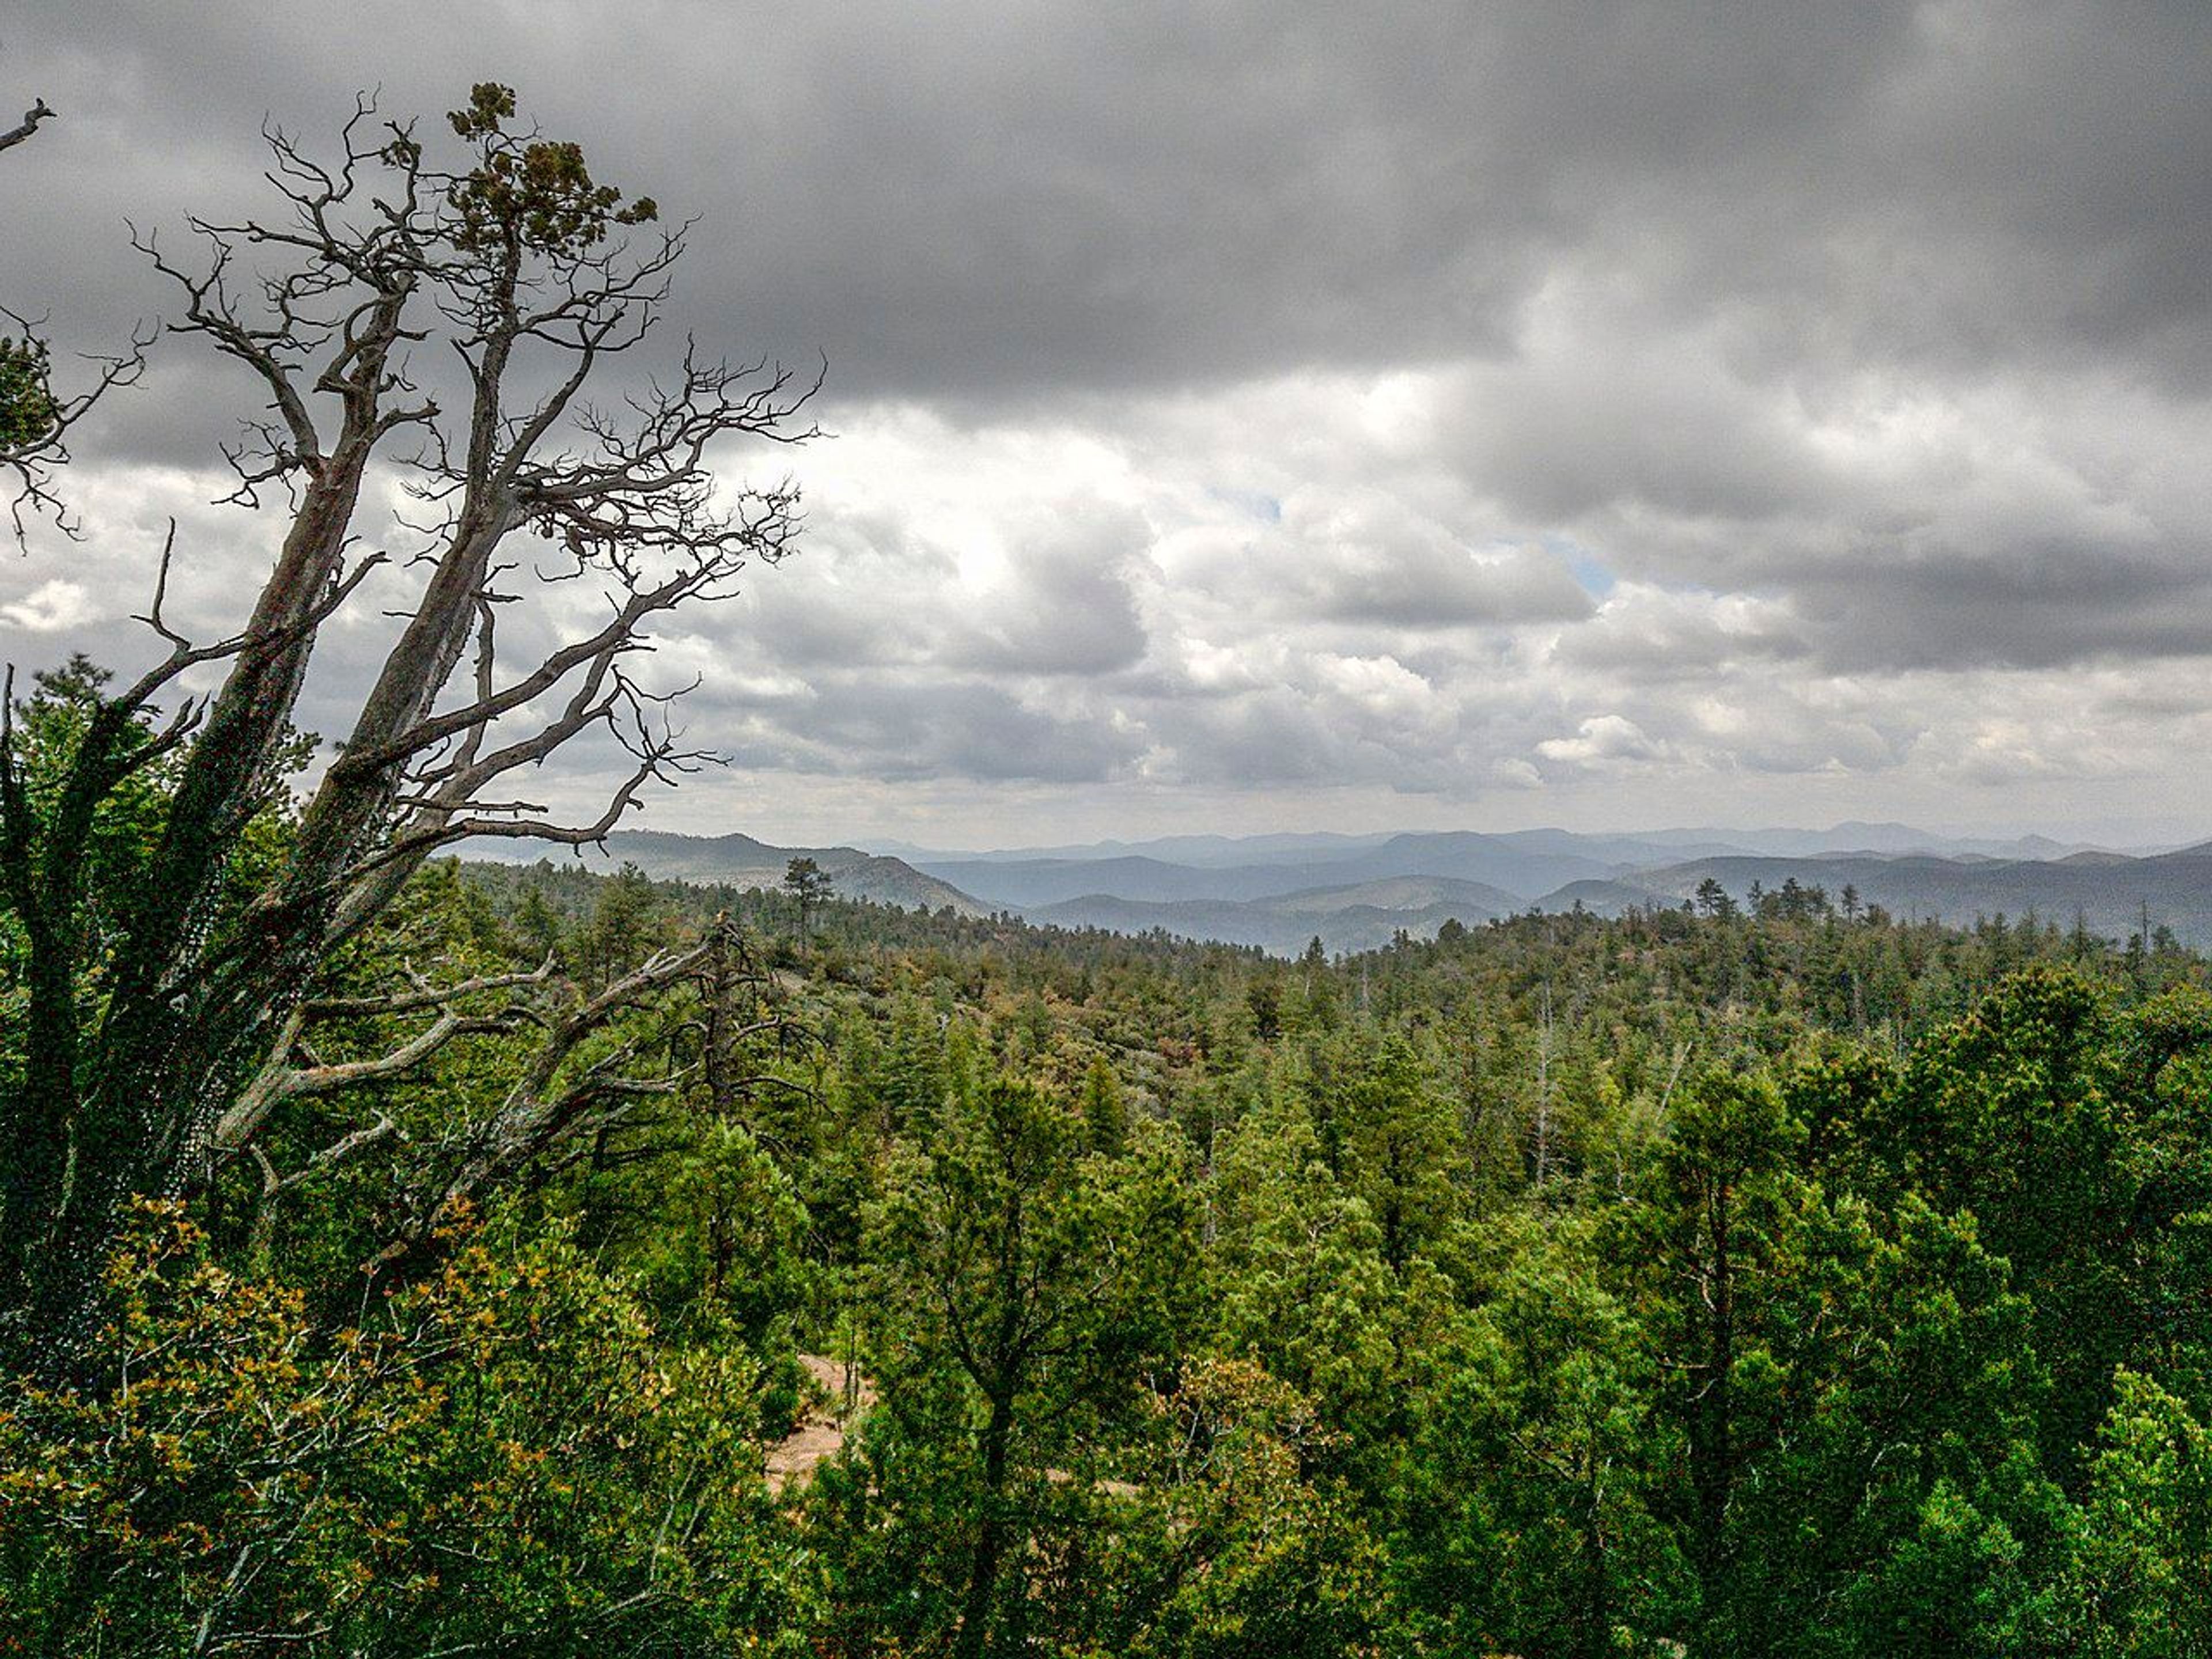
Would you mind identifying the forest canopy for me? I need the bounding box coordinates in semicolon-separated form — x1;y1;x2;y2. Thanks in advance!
8;835;2212;1654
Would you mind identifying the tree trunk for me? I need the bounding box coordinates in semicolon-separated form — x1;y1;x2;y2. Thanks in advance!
955;1390;1017;1659
1691;1176;1736;1600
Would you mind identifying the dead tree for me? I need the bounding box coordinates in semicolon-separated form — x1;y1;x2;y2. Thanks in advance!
0;85;816;1368
215;912;798;1275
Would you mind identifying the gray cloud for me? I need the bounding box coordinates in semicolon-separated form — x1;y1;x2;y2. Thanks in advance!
942;502;1154;676
1248;494;1594;630
6;2;2211;843
1552;585;1809;682
14;2;2206;397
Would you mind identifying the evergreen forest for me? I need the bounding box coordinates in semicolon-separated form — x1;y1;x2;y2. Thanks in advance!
10;804;2212;1654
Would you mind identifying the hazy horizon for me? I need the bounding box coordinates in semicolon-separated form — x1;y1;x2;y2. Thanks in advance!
854;820;2203;859
529;815;2205;862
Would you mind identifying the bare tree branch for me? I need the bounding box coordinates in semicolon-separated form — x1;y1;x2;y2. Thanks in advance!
3;308;151;541
0;97;52;155
363;927;724;1261
249;1111;398;1201
215;955;560;1152
306;956;558;1020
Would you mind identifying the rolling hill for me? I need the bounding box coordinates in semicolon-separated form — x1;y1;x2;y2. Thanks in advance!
1542;844;2212;946
461;831;991;916
1026;874;1523;956
918;832;1618;914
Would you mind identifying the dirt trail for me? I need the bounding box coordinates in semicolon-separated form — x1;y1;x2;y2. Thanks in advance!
763;1355;1138;1499
765;1353;873;1494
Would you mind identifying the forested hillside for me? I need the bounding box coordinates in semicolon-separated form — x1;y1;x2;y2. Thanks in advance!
12;846;2212;1655
468;830;993;917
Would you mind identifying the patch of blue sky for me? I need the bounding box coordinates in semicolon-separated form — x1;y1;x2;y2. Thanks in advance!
1544;536;1615;597
1207;486;1283;523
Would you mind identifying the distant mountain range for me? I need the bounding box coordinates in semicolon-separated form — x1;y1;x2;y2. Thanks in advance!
1547;846;2212;946
1025;875;1528;956
461;823;2212;956
902;824;2212;954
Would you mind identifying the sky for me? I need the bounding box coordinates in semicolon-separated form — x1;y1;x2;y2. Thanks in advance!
3;1;2210;850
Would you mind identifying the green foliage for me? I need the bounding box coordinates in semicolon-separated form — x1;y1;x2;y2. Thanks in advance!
0;1202;816;1656
1;655;309;1119
1883;968;2181;1474
816;1078;1202;1656
0;333;55;452
1398;1217;1690;1656
2040;1371;2212;1654
445;81;658;256
1101;1357;1393;1657
13;835;2212;1650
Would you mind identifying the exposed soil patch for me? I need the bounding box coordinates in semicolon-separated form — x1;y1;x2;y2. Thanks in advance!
766;1353;874;1494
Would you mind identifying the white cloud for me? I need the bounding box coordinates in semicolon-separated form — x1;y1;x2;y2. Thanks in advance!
1537;714;1673;771
1;579;95;633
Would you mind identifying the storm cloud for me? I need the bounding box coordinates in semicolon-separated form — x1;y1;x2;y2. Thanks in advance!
4;1;2210;846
